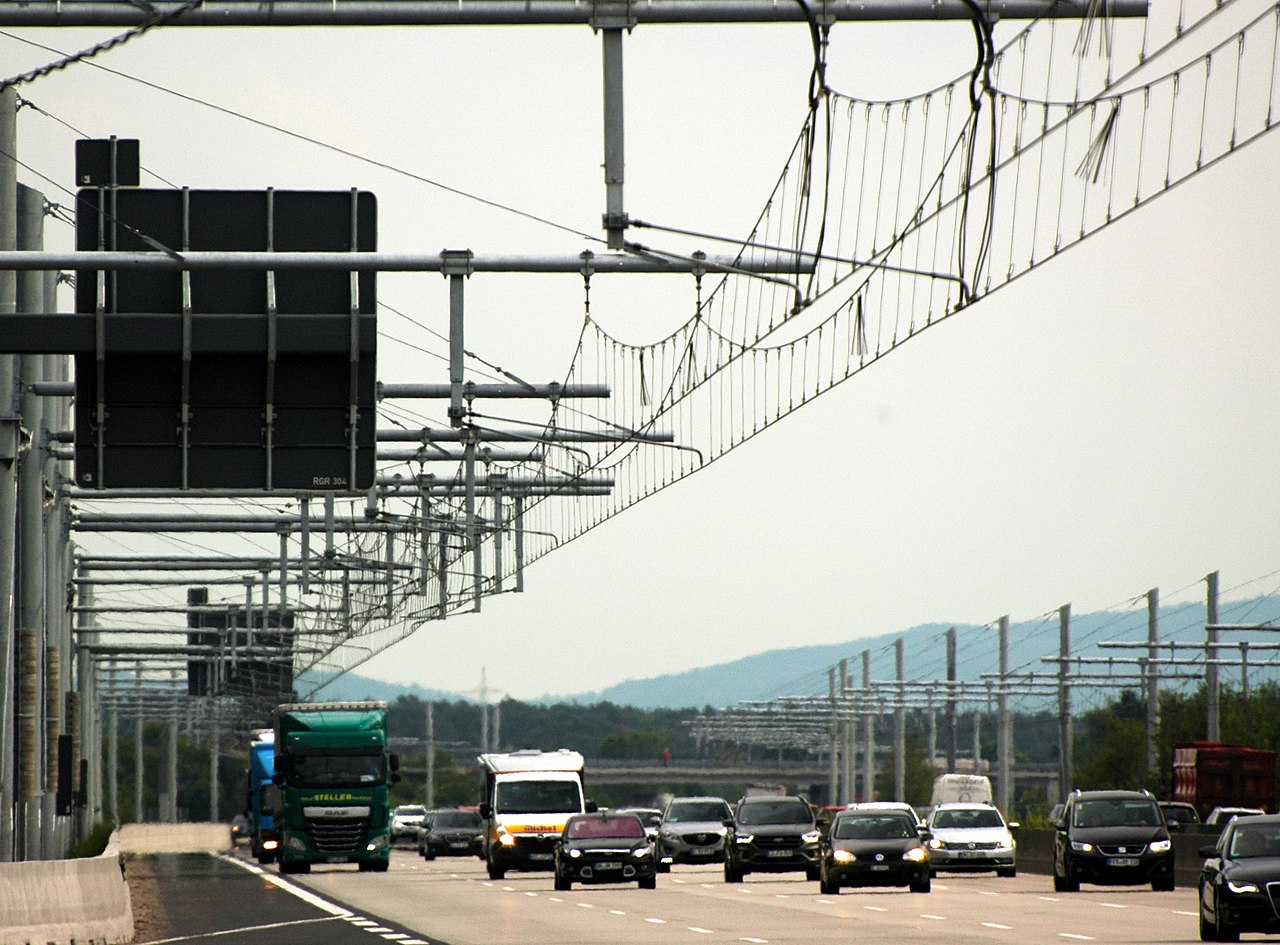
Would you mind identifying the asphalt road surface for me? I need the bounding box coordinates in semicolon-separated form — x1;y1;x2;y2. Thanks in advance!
147;846;1204;945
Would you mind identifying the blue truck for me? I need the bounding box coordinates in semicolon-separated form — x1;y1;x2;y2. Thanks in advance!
247;729;279;864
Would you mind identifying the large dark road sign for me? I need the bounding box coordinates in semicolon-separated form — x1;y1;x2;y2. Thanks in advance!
74;187;377;491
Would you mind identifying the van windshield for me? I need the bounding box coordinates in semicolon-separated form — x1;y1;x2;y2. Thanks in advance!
496;780;582;815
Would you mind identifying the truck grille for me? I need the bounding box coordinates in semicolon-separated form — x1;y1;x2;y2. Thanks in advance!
307;817;370;854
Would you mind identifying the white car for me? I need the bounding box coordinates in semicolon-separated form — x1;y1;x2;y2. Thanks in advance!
925;802;1017;877
1206;806;1266;826
390;804;427;844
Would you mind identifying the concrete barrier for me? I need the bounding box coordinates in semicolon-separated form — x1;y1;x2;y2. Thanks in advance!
0;831;132;945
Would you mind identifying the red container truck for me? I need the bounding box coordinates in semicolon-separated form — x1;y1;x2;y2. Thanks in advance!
1172;741;1276;821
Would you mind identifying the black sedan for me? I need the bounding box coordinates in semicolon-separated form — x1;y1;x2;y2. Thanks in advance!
417;809;485;860
819;806;931;894
1199;813;1280;941
553;812;657;890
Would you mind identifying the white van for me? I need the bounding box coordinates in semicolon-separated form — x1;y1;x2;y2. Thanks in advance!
930;773;993;808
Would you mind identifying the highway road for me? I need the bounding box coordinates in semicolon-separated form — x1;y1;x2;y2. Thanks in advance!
249;847;1203;945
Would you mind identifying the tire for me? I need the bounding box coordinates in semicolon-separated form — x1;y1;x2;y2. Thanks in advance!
1217;921;1240;943
1152;874;1175;892
358;861;373;872
910;877;931;894
819;871;839;896
639;874;657;889
375;860;389;872
657;860;671;873
997;867;1017;878
487;859;505;880
554;871;571;891
425;850;436;861
805;865;821;883
1200;904;1216;942
724;860;744;884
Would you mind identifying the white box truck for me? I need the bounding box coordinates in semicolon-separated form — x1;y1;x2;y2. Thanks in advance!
477;749;594;880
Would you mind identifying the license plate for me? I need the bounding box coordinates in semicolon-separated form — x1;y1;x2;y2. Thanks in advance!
595;861;622;870
1107;857;1140;867
871;864;891;871
325;857;349;864
766;849;792;858
529;852;553;861
960;851;986;858
691;847;715;856
449;842;470;849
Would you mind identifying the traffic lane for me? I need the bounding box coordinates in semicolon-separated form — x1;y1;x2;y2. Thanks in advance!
293;851;1200;945
184;850;444;945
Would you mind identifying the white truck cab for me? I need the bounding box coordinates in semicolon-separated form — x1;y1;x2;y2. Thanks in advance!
477;749;594;880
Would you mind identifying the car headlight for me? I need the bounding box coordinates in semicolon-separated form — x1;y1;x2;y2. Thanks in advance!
633;846;651;858
473;833;484;842
801;830;821;844
1148;839;1172;854
367;834;389;852
1228;880;1260;894
736;832;754;844
927;837;943;850
286;834;307;852
903;847;928;863
832;849;855;864
1071;841;1094;853
568;848;582;858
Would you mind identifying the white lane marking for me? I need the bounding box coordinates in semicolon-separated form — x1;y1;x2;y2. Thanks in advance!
689;928;714;934
577;902;594;908
1174;911;1199;917
524;892;538;897
863;906;888;913
982;922;1013;930
741;939;769;944
365;927;393;933
609;910;626;915
380;935;411;941
1059;935;1095;941
673;878;687;884
350;920;379;927
979;891;1000;896
141;917;346;944
215;854;353;917
920;914;946;920
815;899;835;904
1039;896;1061;902
501;886;515;892
645;917;667;924
402;940;429;945
1099;903;1126;909
548;897;563;903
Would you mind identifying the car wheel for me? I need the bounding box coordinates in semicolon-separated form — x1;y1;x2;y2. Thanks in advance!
554;871;571;891
639;874;657;889
724;860;744;883
425;850;436;861
997;867;1017;878
805;865;821;882
657;861;671;873
910;877;931;894
1199;901;1216;942
487;859;505;880
819;869;839;896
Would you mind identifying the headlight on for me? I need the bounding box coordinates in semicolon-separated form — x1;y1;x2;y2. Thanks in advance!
801;830;821;844
927;838;943;850
736;832;754;844
832;849;855;864
633;846;651;858
1148;839;1172;854
367;834;389;851
903;847;928;863
1071;841;1094;853
497;828;517;847
1227;880;1260;893
568;848;582;858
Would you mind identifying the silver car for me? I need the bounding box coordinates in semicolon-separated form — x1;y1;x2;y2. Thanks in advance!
656;796;732;872
925;802;1017;877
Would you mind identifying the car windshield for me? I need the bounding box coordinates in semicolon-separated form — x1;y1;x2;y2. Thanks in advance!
567;816;645;840
1229;824;1280;858
432;812;482;829
931;808;1005;829
395;806;425;817
738;801;812;826
495;780;582;815
1073;799;1161;828
834;814;916;840
667;801;731;823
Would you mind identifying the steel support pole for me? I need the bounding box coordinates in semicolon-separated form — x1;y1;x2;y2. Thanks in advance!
840;659;854;803
1206;571;1220;741
997;616;1011;813
827;667;839;806
894;638;905;803
1057;604;1072;803
601;27;627;249
946;626;957;773
425;701;434;809
1146;588;1159;781
861;651;875;802
0;85;18;861
133;665;143;823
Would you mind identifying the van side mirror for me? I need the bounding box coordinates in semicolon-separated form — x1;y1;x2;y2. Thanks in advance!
479;803;492;819
585;799;599;813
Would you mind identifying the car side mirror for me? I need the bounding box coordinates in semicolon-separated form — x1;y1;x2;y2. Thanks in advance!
389;753;400;772
723;818;735;829
390;771;402;784
1167;820;1180;832
1007;821;1021;831
1199;844;1220;858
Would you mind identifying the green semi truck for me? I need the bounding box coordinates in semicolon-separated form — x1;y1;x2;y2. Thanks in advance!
272;701;400;874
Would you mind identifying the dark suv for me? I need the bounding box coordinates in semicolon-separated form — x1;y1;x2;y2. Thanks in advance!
723;795;821;883
1053;789;1175;892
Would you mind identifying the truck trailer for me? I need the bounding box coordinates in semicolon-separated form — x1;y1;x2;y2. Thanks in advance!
247;729;278;864
1172;741;1276;821
478;749;593;880
272;701;400;874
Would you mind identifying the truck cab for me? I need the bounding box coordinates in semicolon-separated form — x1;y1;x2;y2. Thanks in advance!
478;749;593;880
247;729;279;864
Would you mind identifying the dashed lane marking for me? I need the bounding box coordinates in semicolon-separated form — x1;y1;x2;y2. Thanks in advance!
863;906;888;912
609;910;626;915
920;914;946;920
645;917;667;924
1059;934;1095;940
982;922;1013;930
689;928;714;934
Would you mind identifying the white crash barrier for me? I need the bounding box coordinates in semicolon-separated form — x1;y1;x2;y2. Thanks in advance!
0;832;132;945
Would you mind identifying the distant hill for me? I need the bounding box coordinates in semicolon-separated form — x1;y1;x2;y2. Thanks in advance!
322;594;1280;710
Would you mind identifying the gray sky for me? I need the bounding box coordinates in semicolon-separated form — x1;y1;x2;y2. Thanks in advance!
6;9;1279;702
